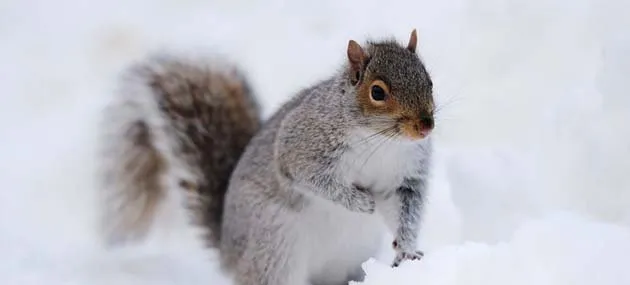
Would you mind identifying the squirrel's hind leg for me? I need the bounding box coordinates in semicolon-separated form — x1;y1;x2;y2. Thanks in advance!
310;265;366;285
347;266;367;283
229;203;309;285
234;234;310;285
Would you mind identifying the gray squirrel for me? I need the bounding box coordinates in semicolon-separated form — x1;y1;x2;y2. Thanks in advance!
98;29;435;285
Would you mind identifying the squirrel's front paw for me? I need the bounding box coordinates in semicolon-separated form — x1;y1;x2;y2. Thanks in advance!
391;250;424;267
348;185;376;214
391;239;423;267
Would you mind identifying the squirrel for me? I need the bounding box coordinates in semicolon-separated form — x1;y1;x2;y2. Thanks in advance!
98;29;435;285
97;51;261;247
220;29;434;285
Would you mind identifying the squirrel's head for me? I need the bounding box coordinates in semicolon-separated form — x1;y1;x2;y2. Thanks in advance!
346;29;434;141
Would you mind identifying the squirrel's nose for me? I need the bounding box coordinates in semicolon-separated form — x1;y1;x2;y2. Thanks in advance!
417;116;434;137
420;116;434;130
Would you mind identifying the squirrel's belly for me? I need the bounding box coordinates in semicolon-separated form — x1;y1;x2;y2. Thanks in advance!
299;199;386;284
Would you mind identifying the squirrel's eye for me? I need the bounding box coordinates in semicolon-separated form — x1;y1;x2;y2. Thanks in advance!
371;85;386;101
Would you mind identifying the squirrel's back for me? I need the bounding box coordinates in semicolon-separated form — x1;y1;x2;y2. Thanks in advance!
98;52;261;247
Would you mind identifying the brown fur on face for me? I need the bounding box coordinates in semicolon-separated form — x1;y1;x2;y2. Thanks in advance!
355;78;401;116
347;29;435;140
355;77;433;140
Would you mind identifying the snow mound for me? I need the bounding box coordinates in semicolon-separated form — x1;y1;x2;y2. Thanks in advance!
359;213;630;285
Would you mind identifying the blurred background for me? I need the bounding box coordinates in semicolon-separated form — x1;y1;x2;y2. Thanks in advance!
1;0;629;284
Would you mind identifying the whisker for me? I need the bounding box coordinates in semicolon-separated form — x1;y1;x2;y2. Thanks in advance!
434;94;464;115
436;93;464;107
351;126;396;148
358;129;397;171
351;129;392;165
432;94;465;127
333;125;395;175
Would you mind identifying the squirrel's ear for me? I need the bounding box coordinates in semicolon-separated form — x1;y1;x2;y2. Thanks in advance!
347;40;366;85
407;29;418;53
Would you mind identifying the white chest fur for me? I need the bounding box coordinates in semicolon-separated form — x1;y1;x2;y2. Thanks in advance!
295;129;429;284
299;196;385;284
338;129;427;195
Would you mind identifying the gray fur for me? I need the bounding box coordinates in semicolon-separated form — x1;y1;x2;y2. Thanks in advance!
220;32;435;285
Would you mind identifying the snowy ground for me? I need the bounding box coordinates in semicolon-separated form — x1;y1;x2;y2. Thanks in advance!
1;0;630;284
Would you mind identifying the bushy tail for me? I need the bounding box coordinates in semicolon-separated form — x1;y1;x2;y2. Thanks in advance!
97;52;261;247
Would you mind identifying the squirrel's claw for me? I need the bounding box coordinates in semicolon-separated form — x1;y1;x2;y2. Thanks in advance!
391;250;424;267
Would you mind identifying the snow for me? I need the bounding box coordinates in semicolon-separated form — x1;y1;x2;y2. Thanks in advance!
1;0;630;284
